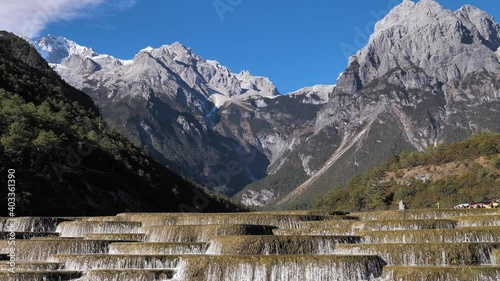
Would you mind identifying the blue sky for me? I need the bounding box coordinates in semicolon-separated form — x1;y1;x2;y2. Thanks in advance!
10;0;500;93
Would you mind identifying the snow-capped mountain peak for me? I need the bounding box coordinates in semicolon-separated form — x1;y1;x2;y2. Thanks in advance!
129;43;280;100
167;41;191;54
32;35;282;106
288;84;335;105
235;70;279;98
140;46;155;53
35;35;97;64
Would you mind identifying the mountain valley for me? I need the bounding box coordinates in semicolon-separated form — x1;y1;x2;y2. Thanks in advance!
30;0;500;209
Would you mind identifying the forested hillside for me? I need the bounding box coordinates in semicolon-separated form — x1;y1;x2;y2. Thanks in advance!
315;133;500;211
0;31;244;216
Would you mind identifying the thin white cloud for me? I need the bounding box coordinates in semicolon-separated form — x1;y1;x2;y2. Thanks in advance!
113;0;137;10
0;0;137;38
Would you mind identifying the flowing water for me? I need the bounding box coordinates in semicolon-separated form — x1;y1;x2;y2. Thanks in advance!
83;233;146;241
0;217;73;232
1;239;110;261
81;269;175;281
174;255;386;281
117;213;328;229
56;221;143;238
52;254;180;270
143;224;276;243
0;209;499;281
357;227;500;243
333;243;500;265
0;271;82;281
382;265;500;281
205;235;362;255
109;242;208;255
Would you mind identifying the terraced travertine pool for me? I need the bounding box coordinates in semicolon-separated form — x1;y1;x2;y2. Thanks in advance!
0;209;499;281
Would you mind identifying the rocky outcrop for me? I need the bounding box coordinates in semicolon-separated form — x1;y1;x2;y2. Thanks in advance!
335;0;500;94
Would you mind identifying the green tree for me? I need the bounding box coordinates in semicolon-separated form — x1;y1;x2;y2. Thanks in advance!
36;101;54;122
33;130;61;152
0;119;32;155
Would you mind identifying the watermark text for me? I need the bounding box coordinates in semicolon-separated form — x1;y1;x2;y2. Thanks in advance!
213;0;244;21
6;169;16;273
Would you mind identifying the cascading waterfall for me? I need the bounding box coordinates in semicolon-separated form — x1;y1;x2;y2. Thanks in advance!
358;228;500;243
163;214;325;229
0;217;72;232
83;233;146;241
53;254;180;271
453;216;500;227
143;224;276;243
174;255;387;281
1;209;499;281
118;213;328;229
116;213;181;226
382;265;500;281
273;228;355;236
298;220;357;230
351;219;458;231
205;236;362;255
82;269;175;281
0;261;61;271
334;243;499;265
10;239;110;261
56;221;142;237
355;209;500;221
109;242;208;255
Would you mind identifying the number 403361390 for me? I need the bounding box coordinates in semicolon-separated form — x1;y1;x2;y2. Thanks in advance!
7;169;15;216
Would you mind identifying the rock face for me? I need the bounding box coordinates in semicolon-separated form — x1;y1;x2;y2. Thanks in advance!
334;0;500;96
34;36;329;196
33;0;500;207
237;0;500;207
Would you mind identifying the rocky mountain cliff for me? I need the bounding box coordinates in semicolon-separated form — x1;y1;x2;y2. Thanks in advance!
241;0;500;208
32;0;500;208
32;35;332;196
